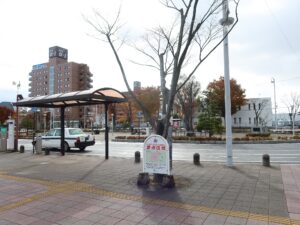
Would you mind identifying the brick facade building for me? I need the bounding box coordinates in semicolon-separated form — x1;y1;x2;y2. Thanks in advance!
28;46;93;128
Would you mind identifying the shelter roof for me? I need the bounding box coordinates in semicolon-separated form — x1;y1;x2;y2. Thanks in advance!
14;88;127;108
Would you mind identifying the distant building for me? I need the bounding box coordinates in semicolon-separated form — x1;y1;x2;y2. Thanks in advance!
0;102;14;111
133;81;141;91
232;97;273;129
28;46;93;128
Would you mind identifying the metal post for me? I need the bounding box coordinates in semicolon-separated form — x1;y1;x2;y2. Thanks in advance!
105;103;109;159
221;0;233;167
111;113;114;137
60;107;65;156
271;78;277;132
13;81;21;151
15;101;19;151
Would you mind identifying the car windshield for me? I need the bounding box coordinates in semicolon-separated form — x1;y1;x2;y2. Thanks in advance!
69;128;85;135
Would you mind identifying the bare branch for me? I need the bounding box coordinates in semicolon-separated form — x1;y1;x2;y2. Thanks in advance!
176;0;240;92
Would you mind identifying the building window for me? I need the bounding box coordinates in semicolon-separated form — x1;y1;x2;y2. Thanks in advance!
253;103;256;110
239;118;241;124
234;118;237;124
254;118;256;125
248;104;251;110
259;103;261;110
249;118;251;124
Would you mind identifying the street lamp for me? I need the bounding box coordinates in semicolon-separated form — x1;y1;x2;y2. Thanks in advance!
271;78;277;131
12;81;21;151
220;0;234;167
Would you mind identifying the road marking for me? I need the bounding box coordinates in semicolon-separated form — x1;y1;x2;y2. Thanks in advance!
0;172;297;224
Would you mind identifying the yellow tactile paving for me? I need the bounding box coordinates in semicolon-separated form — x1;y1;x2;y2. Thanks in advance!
292;219;300;225
0;172;297;225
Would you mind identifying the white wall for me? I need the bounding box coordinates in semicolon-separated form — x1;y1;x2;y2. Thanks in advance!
232;98;273;128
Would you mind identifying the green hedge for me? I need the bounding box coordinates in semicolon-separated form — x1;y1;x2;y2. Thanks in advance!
246;133;271;137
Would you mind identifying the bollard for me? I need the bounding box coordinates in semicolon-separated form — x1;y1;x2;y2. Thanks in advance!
193;153;200;165
262;154;270;167
137;172;150;186
45;148;50;155
19;145;25;153
135;151;141;163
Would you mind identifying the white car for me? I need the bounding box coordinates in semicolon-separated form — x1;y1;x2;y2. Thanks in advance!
36;128;95;151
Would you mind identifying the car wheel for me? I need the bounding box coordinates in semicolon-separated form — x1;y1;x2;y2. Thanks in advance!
64;142;70;152
79;147;86;151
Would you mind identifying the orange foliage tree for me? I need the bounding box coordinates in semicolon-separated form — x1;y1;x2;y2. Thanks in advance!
0;106;15;125
131;87;160;125
205;76;246;118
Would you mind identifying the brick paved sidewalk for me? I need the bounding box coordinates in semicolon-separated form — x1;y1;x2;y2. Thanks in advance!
0;152;299;225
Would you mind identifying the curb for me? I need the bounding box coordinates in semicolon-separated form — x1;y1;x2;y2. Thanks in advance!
113;139;300;144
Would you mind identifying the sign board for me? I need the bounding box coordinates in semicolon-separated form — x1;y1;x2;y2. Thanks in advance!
137;111;143;118
143;135;170;175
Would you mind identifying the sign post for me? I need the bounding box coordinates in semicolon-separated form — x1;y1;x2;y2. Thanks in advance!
143;135;170;175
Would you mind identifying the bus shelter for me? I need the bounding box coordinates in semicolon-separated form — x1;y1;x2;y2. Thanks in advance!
14;88;127;158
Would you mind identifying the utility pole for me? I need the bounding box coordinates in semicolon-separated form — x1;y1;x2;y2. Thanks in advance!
220;0;234;167
271;78;277;132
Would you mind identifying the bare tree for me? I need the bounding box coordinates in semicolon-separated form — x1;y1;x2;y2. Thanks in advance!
253;99;269;127
130;29;174;117
83;8;154;126
84;0;240;137
284;92;300;136
175;76;201;132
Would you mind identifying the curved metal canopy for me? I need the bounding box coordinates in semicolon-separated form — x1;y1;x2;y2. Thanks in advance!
14;88;127;108
13;87;127;158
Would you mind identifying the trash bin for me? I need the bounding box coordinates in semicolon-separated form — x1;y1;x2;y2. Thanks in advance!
35;136;42;154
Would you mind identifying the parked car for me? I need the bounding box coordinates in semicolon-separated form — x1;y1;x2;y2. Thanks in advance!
34;128;95;151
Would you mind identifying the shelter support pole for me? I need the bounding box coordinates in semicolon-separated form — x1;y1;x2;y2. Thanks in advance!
60;107;65;156
105;103;109;159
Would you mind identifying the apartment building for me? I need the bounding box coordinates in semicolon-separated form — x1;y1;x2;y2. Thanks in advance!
28;46;93;128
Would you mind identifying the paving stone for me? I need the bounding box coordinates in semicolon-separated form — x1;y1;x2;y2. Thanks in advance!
0;153;299;225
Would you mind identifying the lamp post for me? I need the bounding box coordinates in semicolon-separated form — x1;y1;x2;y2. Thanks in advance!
12;81;21;151
220;0;234;167
271;78;277;132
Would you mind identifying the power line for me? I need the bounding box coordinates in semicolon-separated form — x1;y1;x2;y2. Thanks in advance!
264;0;300;63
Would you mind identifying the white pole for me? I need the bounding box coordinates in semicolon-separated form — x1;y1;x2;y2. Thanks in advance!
222;0;233;167
271;78;277;132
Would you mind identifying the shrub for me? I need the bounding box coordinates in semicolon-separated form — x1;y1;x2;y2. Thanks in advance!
173;136;189;141
246;133;271;137
127;136;146;141
278;136;288;140
115;136;126;139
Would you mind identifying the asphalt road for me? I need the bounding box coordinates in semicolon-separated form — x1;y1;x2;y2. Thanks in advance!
19;138;300;163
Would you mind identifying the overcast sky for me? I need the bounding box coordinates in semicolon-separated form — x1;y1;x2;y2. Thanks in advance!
0;0;299;113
